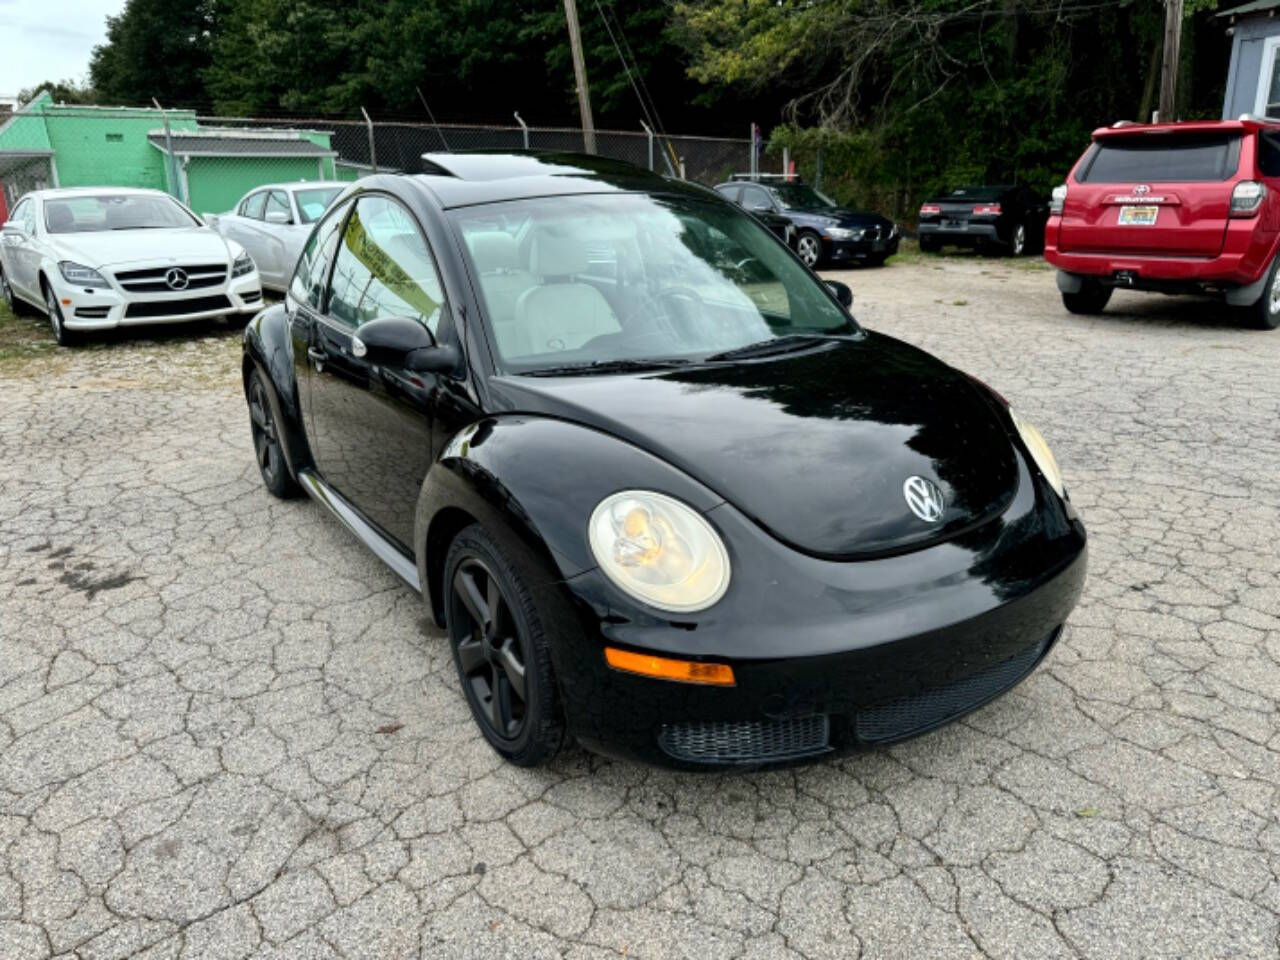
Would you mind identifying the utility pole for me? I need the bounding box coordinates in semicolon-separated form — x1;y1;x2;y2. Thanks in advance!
563;0;596;153
1158;0;1184;122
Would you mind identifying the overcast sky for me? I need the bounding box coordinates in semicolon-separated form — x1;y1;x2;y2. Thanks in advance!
0;0;124;98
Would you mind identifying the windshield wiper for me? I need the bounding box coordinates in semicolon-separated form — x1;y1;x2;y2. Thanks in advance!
522;357;694;377
704;333;847;362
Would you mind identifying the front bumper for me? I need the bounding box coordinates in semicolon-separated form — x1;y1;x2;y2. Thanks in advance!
918;220;1000;246
56;271;263;331
825;234;899;262
543;451;1087;770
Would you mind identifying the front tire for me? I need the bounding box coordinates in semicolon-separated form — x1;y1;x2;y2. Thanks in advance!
796;231;824;269
444;524;565;767
1238;256;1280;330
1062;280;1112;315
43;280;80;347
246;369;301;498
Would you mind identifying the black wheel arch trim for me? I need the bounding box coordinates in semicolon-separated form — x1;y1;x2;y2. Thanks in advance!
412;415;726;627
242;302;314;483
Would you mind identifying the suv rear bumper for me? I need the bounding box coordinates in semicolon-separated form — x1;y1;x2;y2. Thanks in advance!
918;221;1001;246
1044;216;1276;289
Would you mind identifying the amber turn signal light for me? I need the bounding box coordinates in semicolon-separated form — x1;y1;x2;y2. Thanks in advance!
604;647;735;686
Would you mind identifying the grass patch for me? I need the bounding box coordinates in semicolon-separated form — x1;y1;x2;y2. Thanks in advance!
886;238;1052;271
0;298;60;375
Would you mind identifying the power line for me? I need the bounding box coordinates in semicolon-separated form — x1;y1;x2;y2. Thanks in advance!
416;86;453;152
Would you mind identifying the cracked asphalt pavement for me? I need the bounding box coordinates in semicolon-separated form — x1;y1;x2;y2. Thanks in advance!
3;255;1280;959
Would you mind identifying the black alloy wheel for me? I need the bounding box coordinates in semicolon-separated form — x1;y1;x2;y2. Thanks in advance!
445;525;564;766
247;369;300;498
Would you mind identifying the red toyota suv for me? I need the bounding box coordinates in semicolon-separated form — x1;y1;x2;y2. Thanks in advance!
1044;117;1280;329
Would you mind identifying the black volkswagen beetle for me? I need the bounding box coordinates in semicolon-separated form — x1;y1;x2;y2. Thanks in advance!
242;152;1086;770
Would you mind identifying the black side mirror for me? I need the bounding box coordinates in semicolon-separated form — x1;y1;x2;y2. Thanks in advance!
825;280;854;308
351;316;459;374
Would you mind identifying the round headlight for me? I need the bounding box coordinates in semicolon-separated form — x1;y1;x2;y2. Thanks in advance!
1010;408;1065;498
588;491;730;613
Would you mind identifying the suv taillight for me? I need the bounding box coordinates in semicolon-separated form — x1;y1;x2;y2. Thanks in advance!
972;203;1002;216
1231;180;1266;218
919;204;941;216
1050;184;1067;215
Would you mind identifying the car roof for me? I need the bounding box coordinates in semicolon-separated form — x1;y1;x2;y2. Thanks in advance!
25;186;173;201
245;181;348;193
1092;117;1280;140
410;151;713;209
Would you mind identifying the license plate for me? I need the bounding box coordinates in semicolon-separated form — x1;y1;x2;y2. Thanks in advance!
944;219;965;229
1118;205;1158;226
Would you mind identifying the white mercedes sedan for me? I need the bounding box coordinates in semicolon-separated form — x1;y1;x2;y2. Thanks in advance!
208;182;345;291
0;187;262;346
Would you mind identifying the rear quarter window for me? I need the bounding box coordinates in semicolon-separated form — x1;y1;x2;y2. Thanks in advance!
1258;132;1280;177
1078;134;1241;183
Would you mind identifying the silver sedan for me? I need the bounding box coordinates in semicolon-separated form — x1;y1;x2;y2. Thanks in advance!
209;182;345;291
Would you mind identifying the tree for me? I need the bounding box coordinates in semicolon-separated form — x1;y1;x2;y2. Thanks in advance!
672;0;1230;215
16;80;97;106
88;0;216;106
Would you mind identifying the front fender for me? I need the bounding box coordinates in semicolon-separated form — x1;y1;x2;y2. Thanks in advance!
242;303;312;479
413;415;725;624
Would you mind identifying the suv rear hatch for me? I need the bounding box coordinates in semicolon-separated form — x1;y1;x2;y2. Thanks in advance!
1059;130;1242;257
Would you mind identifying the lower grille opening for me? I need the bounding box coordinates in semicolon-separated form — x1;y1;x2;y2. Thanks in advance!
74;306;110;319
855;630;1056;744
125;295;232;319
659;715;830;765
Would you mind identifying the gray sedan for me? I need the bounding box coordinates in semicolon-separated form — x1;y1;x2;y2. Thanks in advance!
209;182;345;291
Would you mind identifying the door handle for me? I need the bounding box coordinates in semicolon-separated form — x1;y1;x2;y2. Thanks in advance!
307;346;327;362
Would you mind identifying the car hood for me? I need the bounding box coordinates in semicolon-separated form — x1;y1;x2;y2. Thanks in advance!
489;334;1019;559
52;227;237;269
789;208;889;228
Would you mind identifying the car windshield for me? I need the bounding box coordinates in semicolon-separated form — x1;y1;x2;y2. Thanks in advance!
772;183;838;210
294;187;343;224
43;194;198;233
452;193;855;374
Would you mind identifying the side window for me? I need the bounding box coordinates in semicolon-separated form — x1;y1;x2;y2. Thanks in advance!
265;190;292;222
715;185;742;203
741;186;772;211
1259;133;1280;178
289;198;352;310
21;201;36;233
326;195;446;335
8;199;30;232
242;192;267;219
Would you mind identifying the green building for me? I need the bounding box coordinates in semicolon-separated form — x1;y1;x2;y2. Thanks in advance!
148;129;338;215
0;93;338;216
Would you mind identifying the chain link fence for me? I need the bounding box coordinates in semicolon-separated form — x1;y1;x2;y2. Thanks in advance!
0;104;760;219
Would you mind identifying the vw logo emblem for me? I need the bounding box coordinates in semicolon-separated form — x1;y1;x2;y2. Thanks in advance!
903;476;945;523
164;267;189;291
1132;184;1151;195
